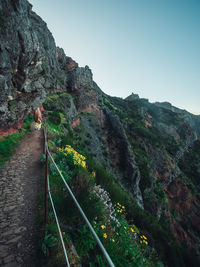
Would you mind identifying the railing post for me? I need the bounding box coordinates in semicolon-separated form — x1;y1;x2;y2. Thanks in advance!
45;143;48;226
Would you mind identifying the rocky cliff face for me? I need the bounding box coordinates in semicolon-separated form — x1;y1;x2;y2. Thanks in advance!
0;0;87;135
0;0;96;136
117;94;200;265
0;0;66;134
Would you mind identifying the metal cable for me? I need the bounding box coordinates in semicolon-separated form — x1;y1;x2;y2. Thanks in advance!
44;127;70;266
48;177;70;267
44;128;115;267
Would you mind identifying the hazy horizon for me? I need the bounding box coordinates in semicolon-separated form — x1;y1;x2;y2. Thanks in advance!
30;0;200;115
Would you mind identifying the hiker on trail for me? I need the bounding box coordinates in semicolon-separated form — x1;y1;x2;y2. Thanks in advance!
33;107;42;130
34;107;42;123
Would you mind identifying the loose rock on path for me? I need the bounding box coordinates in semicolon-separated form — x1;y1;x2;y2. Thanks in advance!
0;129;43;266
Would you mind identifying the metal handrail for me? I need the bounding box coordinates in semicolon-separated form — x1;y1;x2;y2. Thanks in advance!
48;178;70;266
44;128;70;266
44;127;115;267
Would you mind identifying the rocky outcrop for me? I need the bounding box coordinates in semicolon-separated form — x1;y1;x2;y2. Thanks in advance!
43;93;78;125
106;93;200;263
155;101;200;138
0;120;24;136
75;89;98;113
56;47;78;71
0;0;95;133
104;109;143;208
125;92;140;101
0;0;66;130
165;177;200;263
67;65;93;92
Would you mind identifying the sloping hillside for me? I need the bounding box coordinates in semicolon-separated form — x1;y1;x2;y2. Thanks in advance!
43;85;200;266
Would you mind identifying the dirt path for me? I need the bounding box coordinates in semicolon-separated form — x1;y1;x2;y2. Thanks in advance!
0;129;43;266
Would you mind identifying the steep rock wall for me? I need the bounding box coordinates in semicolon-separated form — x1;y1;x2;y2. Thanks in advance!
0;0;66;131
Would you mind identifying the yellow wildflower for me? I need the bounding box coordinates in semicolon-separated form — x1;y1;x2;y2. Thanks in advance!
59;145;87;169
34;122;42;130
130;228;134;232
91;171;96;178
101;225;106;230
141;235;147;240
103;233;107;239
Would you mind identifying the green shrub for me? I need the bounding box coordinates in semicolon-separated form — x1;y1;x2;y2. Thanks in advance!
0;114;33;165
179;139;200;190
49;112;62;125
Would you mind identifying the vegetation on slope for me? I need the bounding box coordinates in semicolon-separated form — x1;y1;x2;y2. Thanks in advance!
103;95;200;267
0;114;34;166
179;139;200;196
40;94;164;266
39;92;200;266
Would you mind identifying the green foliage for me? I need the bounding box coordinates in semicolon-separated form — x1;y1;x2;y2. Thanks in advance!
105;95;161;147
45;119;162;266
104;97;118;111
148;105;180;126
43;93;71;112
9;100;16;110
74;225;96;257
179;139;200;190
49;111;62;125
154;182;165;202
42;233;57;256
89;255;106;267
123;200;191;267
40;153;46;165
164;136;181;157
133;126;160;146
88;204;162;267
0;133;22;165
44;118;64;136
42;89;200;266
86;157;131;205
0;114;33;165
49;152;104;222
107;96;142;124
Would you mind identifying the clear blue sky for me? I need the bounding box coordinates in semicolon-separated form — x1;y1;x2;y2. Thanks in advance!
30;0;200;115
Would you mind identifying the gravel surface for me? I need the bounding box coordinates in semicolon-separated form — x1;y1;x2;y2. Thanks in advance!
0;129;43;266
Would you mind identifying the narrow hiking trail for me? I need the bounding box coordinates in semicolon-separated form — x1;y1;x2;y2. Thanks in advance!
0;129;43;266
